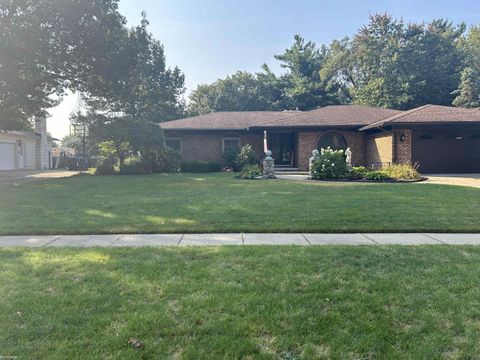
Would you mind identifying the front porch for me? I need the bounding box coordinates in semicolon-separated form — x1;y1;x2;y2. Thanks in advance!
264;129;365;171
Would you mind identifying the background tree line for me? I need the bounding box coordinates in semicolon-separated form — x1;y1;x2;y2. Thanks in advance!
2;5;479;138
188;14;480;115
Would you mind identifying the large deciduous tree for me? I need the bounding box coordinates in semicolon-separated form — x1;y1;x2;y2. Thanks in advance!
0;0;127;129
0;2;184;130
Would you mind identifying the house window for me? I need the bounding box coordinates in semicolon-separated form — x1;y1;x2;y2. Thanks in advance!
316;132;347;151
223;137;241;153
165;138;182;153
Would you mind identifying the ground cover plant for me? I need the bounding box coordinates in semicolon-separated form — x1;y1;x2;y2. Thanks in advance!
2;246;480;359
0;173;479;235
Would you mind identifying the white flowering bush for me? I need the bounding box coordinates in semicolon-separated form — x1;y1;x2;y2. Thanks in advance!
311;147;348;179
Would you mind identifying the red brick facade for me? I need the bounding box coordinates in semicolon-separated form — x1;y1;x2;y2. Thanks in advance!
166;131;264;163
297;131;366;170
167;129;413;171
392;129;412;164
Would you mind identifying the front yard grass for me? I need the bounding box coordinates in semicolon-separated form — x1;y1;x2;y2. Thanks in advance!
1;246;480;359
0;173;479;234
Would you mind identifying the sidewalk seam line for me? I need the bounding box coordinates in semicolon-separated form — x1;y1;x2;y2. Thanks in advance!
301;234;311;245
177;234;185;246
423;233;446;244
42;235;62;248
241;233;244;245
110;234;124;247
361;233;379;245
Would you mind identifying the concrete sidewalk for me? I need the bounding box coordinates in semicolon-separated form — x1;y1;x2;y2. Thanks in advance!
1;233;480;247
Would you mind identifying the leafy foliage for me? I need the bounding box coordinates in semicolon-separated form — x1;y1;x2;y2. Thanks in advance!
364;171;392;181
453;67;480;108
223;144;258;172
1;2;185;131
380;163;422;181
235;144;258;170
311;148;348;179
0;0;127;129
119;157;148;175
348;166;369;180
189;14;478;113
239;164;262;179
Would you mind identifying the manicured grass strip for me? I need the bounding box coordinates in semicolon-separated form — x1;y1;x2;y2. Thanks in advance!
0;173;479;234
1;246;480;359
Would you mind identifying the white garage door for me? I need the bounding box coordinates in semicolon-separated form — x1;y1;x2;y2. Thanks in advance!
0;143;16;170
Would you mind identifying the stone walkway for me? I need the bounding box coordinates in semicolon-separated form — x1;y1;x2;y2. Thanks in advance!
1;233;480;247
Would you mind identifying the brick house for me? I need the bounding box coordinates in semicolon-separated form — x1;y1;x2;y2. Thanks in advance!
160;104;480;173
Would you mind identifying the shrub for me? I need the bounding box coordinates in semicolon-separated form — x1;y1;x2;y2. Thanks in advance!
94;141;119;175
235;144;258;170
66;157;78;171
311;147;348;179
94;156;117;175
365;170;391;181
120;157;148;175
180;161;222;173
381;163;421;181
223;144;258;172
239;164;262;179
223;148;240;171
143;147;181;173
348;166;368;180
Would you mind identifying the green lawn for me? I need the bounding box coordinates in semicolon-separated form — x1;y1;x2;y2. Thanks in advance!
2;246;480;359
0;173;479;234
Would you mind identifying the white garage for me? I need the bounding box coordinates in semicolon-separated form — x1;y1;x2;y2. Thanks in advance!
0;117;53;171
0;142;16;170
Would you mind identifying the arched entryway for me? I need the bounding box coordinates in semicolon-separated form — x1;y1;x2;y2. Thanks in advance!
316;131;347;151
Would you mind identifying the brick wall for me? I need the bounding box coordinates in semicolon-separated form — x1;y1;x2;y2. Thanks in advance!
393;129;412;164
168;132;264;163
297;131;366;170
365;132;393;168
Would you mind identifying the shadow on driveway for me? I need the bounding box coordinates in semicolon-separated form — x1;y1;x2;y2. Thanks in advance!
0;169;81;185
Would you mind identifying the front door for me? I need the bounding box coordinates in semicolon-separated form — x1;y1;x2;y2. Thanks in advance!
268;133;295;166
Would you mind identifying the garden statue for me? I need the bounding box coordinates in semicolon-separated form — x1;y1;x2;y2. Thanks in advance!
262;150;275;178
308;149;320;179
345;147;352;168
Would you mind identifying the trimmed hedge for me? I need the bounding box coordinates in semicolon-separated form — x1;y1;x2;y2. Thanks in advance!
180;161;222;173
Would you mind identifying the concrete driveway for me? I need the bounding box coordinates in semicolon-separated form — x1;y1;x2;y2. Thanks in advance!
0;169;81;184
424;174;480;189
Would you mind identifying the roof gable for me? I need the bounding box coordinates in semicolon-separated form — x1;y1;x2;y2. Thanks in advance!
360;104;480;130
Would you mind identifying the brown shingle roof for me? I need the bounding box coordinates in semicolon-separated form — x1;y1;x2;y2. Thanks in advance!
160;111;302;130
249;105;401;128
360;104;480;130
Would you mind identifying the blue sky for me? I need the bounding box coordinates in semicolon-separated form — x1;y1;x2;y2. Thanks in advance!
48;0;480;138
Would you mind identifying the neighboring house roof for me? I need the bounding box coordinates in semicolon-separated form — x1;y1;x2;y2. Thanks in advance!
160;111;302;130
360;104;480;130
0;130;40;139
248;105;401;128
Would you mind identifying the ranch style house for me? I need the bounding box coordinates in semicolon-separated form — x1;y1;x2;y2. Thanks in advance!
160;104;480;173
